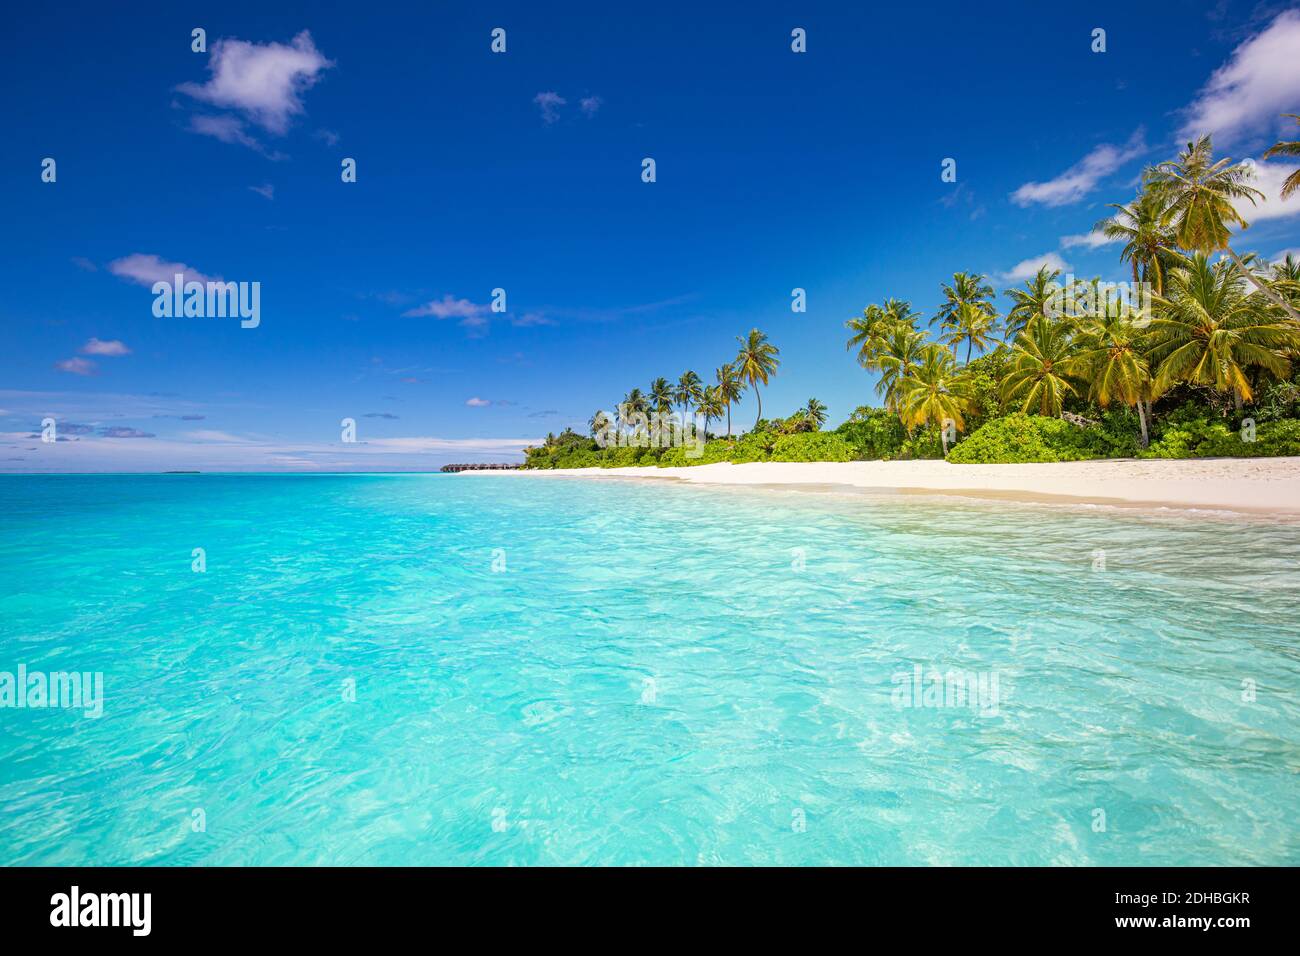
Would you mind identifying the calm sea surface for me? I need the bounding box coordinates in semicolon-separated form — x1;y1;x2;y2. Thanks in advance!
1;474;1297;865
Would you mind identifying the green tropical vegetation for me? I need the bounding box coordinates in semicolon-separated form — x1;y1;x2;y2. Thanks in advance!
1263;114;1300;200
525;128;1300;469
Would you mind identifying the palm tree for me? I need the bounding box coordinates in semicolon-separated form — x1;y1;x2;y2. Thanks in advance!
1004;266;1062;340
874;324;928;411
845;304;891;370
1261;113;1300;200
802;397;828;429
941;301;998;363
1146;135;1300;322
846;299;922;369
1002;317;1080;416
1094;188;1179;293
714;363;744;437
934;272;995;327
696;385;724;438
649;377;674;417
1073;313;1154;445
620;388;648;417
1147;254;1298;410
619;388;649;441
734;329;780;429
1273;254;1300;310
881;298;922;329
639;374;670;447
897;344;972;454
674;370;703;418
588;409;612;440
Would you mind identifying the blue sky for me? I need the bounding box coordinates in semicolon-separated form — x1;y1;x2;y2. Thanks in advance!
3;0;1299;471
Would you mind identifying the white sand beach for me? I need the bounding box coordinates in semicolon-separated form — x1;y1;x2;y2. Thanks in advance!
461;458;1300;516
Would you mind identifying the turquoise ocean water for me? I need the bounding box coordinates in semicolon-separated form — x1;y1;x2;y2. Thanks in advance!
1;473;1297;865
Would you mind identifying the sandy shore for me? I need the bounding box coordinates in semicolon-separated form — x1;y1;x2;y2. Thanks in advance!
460;458;1300;517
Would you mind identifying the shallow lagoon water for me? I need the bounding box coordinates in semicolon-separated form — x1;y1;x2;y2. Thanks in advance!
1;473;1297;865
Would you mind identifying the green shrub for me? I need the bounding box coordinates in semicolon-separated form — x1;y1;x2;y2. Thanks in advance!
836;409;906;460
656;440;740;467
1159;400;1220;429
769;431;856;462
1094;408;1142;458
599;446;649;468
729;431;774;463
693;440;735;465
898;425;946;460
657;446;687;467
948;414;1116;463
1138;419;1229;459
556;448;602;468
1253;381;1300;423
772;414;815;435
1139;417;1300;458
1257;419;1300;456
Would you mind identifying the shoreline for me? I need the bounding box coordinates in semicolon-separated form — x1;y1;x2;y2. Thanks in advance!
459;457;1300;518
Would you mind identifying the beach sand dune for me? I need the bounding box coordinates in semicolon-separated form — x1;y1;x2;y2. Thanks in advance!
461;457;1300;517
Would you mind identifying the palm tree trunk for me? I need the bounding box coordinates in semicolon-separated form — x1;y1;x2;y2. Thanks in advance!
1136;400;1148;447
966;340;972;364
754;385;762;430
726;403;731;437
1225;247;1300;323
1233;388;1244;413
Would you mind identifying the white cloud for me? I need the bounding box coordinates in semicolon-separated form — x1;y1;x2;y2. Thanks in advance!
534;91;566;124
363;437;535;451
108;253;219;287
579;96;602;117
997;252;1071;284
177;30;333;134
403;296;483;320
1273;247;1300;264
183;430;254;443
186;116;288;159
403;295;491;332
1179;11;1300;146
1060;230;1120;250
248;183;275;200
1011;129;1147;207
54;357;96;376
81;338;131;356
1233;158;1300;223
465;397;491;407
190;114;256;147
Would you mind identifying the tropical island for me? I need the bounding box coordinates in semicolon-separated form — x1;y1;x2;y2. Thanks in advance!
515;132;1300;479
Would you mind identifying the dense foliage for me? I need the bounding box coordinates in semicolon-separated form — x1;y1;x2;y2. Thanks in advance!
948;414;1130;464
524;132;1300;469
